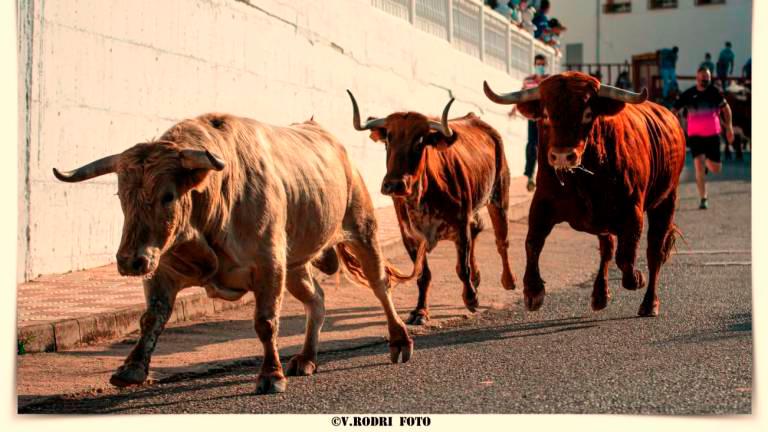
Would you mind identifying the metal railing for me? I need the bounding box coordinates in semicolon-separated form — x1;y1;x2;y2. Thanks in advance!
565;62;631;85
371;0;560;78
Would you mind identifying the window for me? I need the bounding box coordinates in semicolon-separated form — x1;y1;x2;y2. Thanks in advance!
565;43;583;65
695;0;726;5
649;0;678;9
604;0;632;13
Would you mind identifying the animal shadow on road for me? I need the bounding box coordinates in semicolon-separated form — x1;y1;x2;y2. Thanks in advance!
19;312;641;414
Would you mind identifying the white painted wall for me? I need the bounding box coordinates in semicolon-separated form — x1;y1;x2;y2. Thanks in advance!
18;0;543;281
556;0;752;77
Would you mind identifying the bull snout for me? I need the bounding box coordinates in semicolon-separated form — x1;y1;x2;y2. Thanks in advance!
548;148;581;170
116;252;152;276
381;179;409;197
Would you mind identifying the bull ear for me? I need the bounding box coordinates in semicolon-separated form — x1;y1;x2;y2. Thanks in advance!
424;131;456;151
593;98;626;117
516;101;544;120
178;149;225;193
369;128;386;143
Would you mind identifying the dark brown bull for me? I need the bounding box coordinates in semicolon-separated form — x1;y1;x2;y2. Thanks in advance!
347;91;516;325
53;113;423;394
484;71;685;317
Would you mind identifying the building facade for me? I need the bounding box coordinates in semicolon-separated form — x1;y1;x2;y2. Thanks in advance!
555;0;752;79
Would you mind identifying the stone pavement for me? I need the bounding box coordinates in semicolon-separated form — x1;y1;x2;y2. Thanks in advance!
16;176;533;354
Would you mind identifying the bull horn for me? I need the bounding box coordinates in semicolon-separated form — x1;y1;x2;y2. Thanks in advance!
483;80;541;105
346;90;387;131
428;97;455;137
598;84;648;104
53;154;120;183
180;149;226;171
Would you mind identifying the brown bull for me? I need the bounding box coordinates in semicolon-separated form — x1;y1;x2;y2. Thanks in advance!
484;71;685;317
347;91;516;325
54;113;423;394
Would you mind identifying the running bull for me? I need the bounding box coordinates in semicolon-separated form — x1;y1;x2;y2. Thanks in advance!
54;113;424;394
484;71;685;316
347;91;516;325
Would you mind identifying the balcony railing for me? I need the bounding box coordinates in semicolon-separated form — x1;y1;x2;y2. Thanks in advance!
371;0;560;79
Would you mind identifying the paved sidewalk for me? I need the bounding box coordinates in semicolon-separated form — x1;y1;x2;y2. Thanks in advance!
16;176;532;353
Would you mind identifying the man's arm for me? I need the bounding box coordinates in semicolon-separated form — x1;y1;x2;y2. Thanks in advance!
720;102;734;144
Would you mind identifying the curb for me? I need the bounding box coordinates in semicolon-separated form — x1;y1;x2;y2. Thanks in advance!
17;194;532;354
17;294;254;354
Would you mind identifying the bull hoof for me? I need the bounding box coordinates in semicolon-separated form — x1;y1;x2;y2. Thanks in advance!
389;338;414;364
637;300;660;317
110;362;148;388
591;278;610;311
463;294;479;313
405;310;429;326
255;372;287;395
524;289;545;311
622;269;646;291
501;272;517;290
286;355;317;377
590;292;610;311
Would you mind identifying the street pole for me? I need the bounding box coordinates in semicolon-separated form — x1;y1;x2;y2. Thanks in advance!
596;0;601;64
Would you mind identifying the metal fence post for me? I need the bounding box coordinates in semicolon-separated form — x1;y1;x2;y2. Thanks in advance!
479;3;485;62
505;22;511;74
409;0;416;24
447;0;454;44
529;38;535;75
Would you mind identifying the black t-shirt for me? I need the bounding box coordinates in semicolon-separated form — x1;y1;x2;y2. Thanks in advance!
674;85;726;136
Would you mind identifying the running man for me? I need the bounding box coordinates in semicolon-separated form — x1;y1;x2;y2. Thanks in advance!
673;67;734;209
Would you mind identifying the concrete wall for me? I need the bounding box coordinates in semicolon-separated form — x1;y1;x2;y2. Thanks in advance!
18;0;540;281
557;0;752;77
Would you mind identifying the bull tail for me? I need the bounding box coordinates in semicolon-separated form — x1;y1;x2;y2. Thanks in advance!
335;241;427;289
662;223;684;264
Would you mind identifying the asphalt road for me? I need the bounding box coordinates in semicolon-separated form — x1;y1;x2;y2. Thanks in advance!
20;156;752;414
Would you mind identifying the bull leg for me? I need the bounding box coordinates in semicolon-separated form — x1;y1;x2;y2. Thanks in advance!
523;199;555;311
343;233;414;363
591;234;616;311
254;262;287;395
455;223;479;313
285;264;325;376
404;236;433;326
487;203;517;291
616;205;646;291
391;203;433;326
640;193;677;317
110;273;179;387
469;217;483;288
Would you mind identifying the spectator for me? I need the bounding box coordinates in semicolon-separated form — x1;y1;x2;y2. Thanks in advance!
509;0;523;25
673;67;734;210
509;54;549;192
741;57;751;83
716;41;735;91
615;71;632;90
487;0;511;19
532;0;550;39
520;0;537;33
545;18;566;51
699;52;715;73
658;46;679;99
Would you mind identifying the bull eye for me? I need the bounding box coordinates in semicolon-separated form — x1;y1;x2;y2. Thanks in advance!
160;192;174;206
